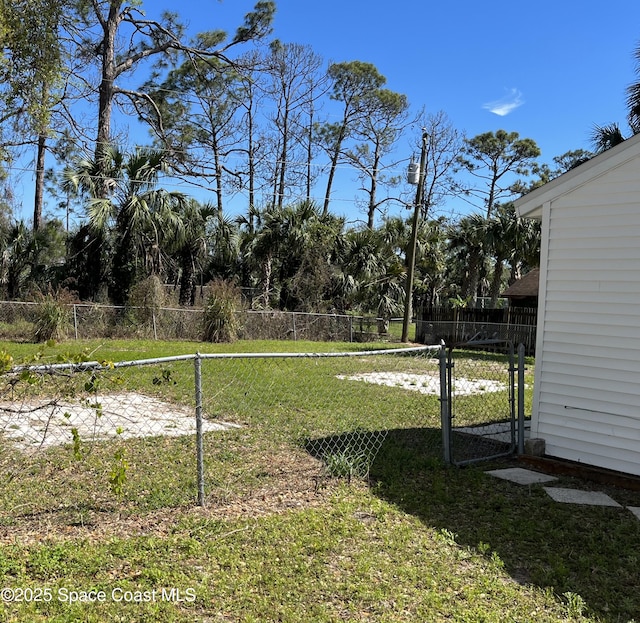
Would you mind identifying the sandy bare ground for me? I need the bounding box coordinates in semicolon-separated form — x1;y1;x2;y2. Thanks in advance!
0;448;344;546
337;371;505;396
0;392;240;452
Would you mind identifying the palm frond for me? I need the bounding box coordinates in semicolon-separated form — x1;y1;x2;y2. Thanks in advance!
590;123;626;153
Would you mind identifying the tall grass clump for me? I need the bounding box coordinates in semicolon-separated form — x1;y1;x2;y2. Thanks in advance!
126;275;166;328
203;279;241;343
32;292;72;342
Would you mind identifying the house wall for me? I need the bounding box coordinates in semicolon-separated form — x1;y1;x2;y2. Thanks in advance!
534;159;640;475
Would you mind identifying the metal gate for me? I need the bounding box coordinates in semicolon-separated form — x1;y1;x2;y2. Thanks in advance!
440;341;526;466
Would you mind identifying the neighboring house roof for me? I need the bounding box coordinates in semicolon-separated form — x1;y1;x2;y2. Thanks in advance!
514;131;640;218
501;268;539;299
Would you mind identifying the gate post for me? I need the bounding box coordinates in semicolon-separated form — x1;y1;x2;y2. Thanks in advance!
194;353;205;507
438;341;451;465
509;342;516;448
517;343;526;455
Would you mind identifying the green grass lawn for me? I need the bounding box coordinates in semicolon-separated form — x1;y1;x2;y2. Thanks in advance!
0;338;639;622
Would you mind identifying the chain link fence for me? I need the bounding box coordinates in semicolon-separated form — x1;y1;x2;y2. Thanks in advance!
0;345;443;521
0;301;387;343
441;342;529;466
0;340;533;524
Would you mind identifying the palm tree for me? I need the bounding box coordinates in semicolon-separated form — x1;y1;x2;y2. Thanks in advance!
244;204;284;308
206;209;242;284
627;42;640;134
590;40;640;152
165;200;216;307
4;222;33;299
446;214;489;306
590;122;626;153
246;200;340;310
65;147;187;305
2;220;66;298
508;209;541;283
341;223;406;324
484;205;517;306
413;217;447;310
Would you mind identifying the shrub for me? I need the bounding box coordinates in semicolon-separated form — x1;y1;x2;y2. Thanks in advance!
126;275;166;333
32;293;72;342
203;279;242;343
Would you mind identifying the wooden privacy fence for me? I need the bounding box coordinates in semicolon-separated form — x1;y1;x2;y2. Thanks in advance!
416;306;537;355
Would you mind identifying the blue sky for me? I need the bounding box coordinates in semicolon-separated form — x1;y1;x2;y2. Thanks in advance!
23;1;640;225
143;0;640;221
220;0;640;157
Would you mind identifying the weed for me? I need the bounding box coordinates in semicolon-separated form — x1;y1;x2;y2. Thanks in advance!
323;447;371;480
153;369;176;385
477;541;491;555
109;447;128;496
0;350;13;372
435;528;458;546
564;591;586;618
108;428;129;497
70;427;82;460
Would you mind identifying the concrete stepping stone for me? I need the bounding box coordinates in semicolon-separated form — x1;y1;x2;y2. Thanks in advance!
486;467;558;485
627;507;640;520
543;487;622;507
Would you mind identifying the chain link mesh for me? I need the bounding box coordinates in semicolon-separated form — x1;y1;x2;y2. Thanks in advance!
0;346;443;519
447;343;530;465
198;347;443;480
0;301;387;343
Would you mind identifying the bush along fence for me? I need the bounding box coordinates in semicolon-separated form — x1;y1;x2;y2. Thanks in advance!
0;342;530;521
0;300;388;343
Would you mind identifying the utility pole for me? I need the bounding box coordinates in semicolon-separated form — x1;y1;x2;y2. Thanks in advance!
401;131;428;343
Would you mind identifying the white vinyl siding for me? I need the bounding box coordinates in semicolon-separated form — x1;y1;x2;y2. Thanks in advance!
535;157;640;475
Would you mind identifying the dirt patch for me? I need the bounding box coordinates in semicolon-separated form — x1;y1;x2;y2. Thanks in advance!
337;371;505;395
0;392;240;452
0;450;349;545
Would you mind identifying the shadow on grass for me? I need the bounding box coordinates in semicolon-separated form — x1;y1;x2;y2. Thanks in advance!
308;427;640;622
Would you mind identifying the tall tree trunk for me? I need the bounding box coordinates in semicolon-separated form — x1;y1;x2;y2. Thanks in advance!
366;160;379;229
95;3;120;184
276;108;289;209
489;257;505;306
212;133;224;214
306;97;314;203
323;125;347;216
245;86;257;233
33;133;46;231
179;248;196;306
323;155;339;217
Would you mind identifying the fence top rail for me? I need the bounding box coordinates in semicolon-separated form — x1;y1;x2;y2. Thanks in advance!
9;353;198;373
0;300;385;322
196;345;439;361
8;344;441;374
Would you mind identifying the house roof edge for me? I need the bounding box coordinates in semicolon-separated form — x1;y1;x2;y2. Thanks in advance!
514;132;640;218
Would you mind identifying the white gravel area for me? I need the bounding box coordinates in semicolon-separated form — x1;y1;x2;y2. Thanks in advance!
0;392;239;452
337;371;506;396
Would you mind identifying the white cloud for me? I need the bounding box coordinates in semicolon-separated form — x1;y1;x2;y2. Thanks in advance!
483;88;524;116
